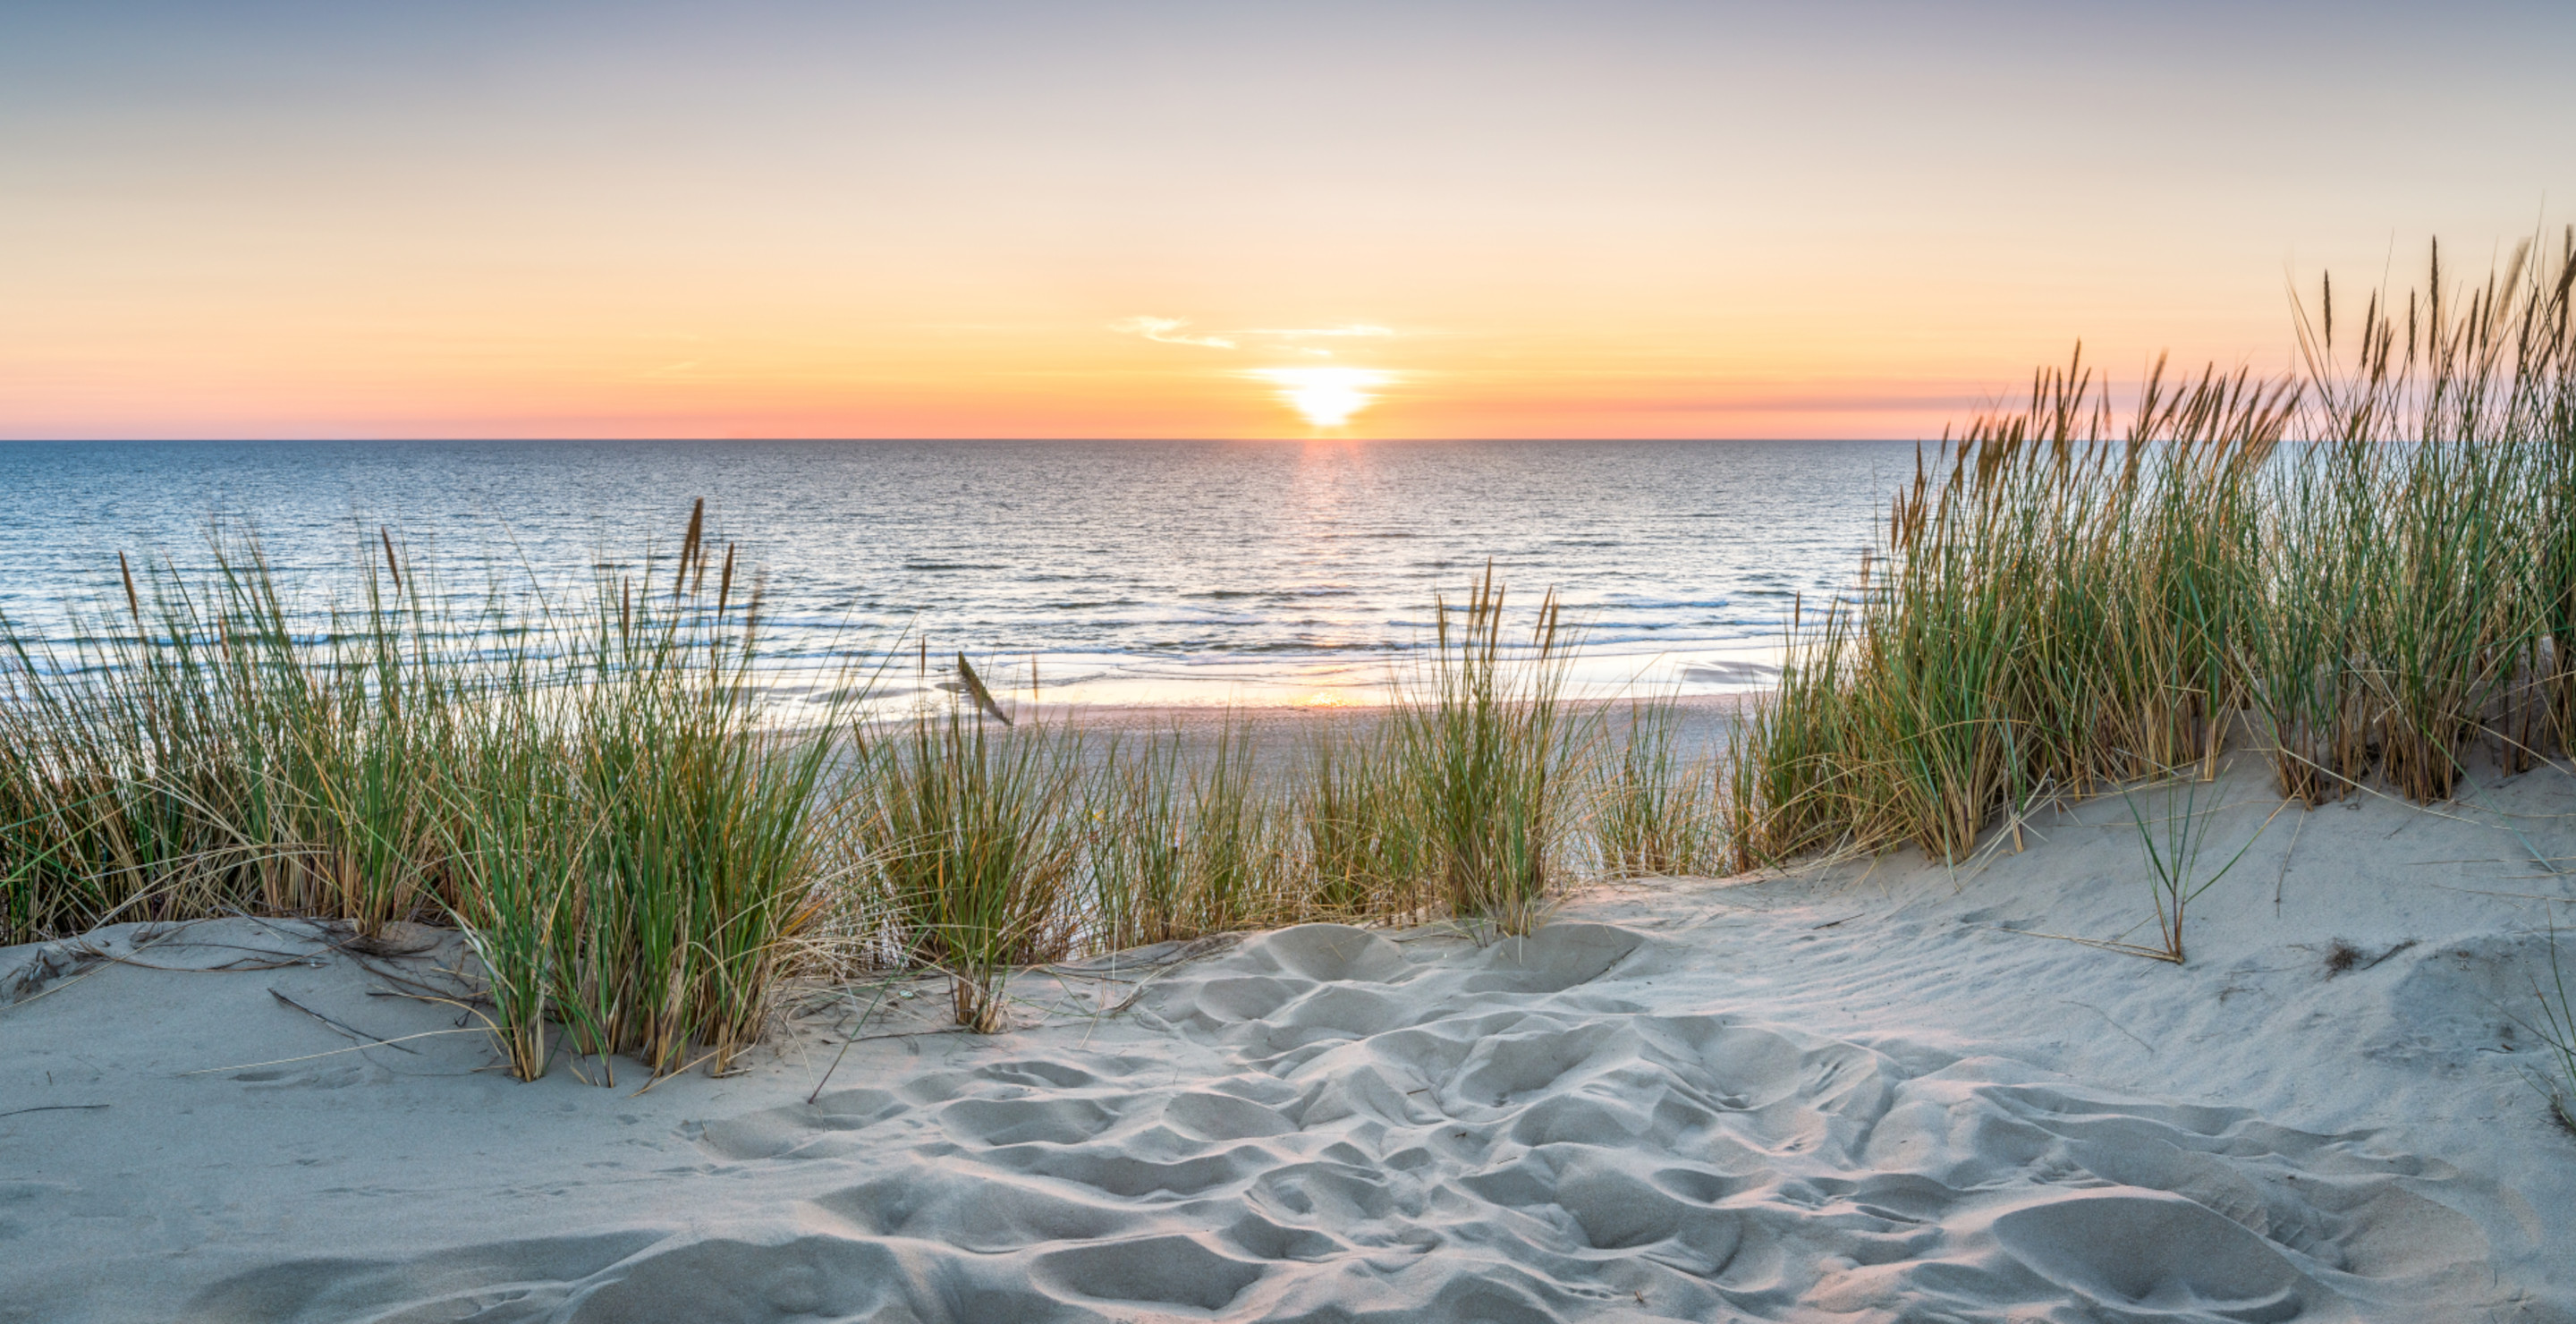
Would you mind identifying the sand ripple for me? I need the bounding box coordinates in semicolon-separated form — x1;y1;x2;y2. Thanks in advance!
184;921;2496;1322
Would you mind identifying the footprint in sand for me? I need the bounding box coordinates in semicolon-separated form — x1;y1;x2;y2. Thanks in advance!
185;921;2507;1323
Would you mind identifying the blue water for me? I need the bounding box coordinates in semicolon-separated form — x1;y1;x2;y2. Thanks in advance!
1;439;1911;707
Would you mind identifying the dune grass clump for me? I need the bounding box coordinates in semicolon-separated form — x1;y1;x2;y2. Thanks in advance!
553;528;867;1077
0;532;480;944
1764;356;2290;865
1086;719;1318;950
1086;731;1192;951
1724;596;1860;870
1585;695;1725;878
1399;568;1574;937
0;506;870;1082
1173;721;1290;935
849;578;1611;1008
1729;231;2576;866
859;675;1086;1033
442;681;589;1082
1295;719;1429;920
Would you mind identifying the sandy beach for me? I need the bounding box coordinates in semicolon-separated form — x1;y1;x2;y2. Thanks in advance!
11;1;2574;1318
5;750;2570;1322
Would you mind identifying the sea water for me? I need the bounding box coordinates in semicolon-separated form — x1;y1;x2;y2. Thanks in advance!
1;438;1911;709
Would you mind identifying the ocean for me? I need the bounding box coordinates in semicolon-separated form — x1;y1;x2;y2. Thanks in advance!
1;438;1912;709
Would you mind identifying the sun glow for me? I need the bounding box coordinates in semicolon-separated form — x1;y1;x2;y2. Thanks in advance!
1256;368;1389;429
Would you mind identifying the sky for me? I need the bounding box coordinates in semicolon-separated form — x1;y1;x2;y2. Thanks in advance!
4;1;2572;441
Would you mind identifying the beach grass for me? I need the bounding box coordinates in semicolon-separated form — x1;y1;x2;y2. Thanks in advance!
3;510;1711;1056
2524;929;2576;1134
1;507;873;1079
1;531;482;943
442;671;587;1082
859;692;1086;1033
1584;694;1725;879
2114;777;2262;964
1168;717;1288;937
564;525;868;1076
1292;718;1428;921
1729;230;2576;866
1087;728;1195;951
1399;567;1573;937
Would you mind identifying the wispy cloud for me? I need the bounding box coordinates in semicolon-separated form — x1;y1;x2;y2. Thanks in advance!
1108;318;1405;352
1106;316;1235;349
1246;325;1395;339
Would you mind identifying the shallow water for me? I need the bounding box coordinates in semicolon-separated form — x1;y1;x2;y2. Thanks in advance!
1;438;1909;708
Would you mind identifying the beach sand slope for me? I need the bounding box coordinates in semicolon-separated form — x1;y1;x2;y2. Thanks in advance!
2;758;2571;1321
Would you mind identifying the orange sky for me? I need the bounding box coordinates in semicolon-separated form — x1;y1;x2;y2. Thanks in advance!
4;2;2571;440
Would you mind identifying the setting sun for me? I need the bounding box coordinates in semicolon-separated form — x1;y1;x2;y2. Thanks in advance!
1256;368;1389;429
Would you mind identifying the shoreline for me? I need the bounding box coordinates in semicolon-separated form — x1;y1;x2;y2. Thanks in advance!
928;689;1765;734
813;641;1789;724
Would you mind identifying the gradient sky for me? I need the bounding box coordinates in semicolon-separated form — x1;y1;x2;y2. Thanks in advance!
4;1;2572;440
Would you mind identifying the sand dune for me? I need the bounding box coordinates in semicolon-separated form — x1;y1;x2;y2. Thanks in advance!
4;757;2572;1321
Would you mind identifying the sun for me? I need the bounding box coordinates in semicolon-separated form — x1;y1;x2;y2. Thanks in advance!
1255;368;1388;429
